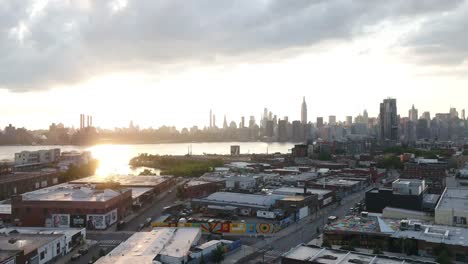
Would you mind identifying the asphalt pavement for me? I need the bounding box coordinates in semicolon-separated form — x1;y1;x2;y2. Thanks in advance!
242;186;372;263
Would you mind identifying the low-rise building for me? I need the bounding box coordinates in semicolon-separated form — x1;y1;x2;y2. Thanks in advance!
95;228;201;264
402;159;447;194
14;148;61;167
281;245;436;264
0;227;85;264
272;187;334;208
324;215;468;262
225;176;257;192
435;187;468;227
191;192;284;216
12;183;132;229
365;179;427;213
179;180;223;199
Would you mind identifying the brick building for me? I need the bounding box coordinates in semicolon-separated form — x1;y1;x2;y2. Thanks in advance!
12;183;132;230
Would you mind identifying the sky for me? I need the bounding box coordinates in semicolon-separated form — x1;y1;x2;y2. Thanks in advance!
1;0;468;130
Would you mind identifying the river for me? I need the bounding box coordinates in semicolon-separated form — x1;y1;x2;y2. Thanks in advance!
0;142;294;176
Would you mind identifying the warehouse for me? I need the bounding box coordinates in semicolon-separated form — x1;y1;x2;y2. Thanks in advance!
11;183;132;229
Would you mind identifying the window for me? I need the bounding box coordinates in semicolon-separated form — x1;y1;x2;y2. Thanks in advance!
26;207;31;213
40;251;45;260
57;242;61;254
43;208;48;215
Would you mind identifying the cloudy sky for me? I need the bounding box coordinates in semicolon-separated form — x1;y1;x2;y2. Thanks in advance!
1;0;468;129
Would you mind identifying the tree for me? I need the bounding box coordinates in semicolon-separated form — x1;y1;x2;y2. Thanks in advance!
99;248;106;257
199;253;206;264
372;246;383;255
211;245;225;263
321;239;331;248
434;243;453;264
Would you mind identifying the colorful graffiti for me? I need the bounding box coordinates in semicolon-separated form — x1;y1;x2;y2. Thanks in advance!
151;221;278;235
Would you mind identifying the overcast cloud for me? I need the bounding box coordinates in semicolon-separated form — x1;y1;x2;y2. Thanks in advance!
0;0;466;91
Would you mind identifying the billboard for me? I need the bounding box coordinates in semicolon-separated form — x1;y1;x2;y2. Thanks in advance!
87;214;106;230
51;214;70;228
86;209;118;230
70;215;86;228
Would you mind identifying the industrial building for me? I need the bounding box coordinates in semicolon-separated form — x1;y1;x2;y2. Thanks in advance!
11;183;132;229
402;159;448;194
180;180;223;199
281;245;436;264
324;215;468;262
71;174;175;205
95;228;201;264
435;187;468;227
365;179;431;213
272;187;335;208
191;192;284;215
14;148;61;167
0;227;85;264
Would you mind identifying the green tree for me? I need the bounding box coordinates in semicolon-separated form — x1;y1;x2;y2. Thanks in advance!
434;243;453;264
321;239;331;248
211;245;225;263
199;253;206;264
99;248;106;257
372;246;383;255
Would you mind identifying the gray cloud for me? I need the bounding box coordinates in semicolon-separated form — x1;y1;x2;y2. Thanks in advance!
403;1;468;65
0;0;465;91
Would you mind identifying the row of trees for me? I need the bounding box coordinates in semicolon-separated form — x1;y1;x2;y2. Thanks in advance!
130;154;224;177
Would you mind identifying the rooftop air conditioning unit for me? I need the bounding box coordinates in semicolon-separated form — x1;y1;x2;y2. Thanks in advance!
414;222;422;231
400;220;409;230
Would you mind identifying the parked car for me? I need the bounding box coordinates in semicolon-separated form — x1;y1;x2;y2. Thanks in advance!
144;217;152;226
138;223;145;231
78;247;89;255
71;254;81;261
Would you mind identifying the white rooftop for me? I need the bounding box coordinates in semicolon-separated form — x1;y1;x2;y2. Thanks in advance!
283;245;435;264
272;187;332;200
22;183;123;202
72;175;172;187
95;228;201;264
436;187;468;211
198;192;283;208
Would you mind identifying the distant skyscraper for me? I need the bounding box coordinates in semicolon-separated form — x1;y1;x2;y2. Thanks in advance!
379;98;398;142
462;109;466;120
316;117;324;128
421;111;431;121
345;116;352;126
450;107;458;118
241;116;245;128
328;115;336;125
249;116;255;128
209;109;212;128
213;114;216;128
301;97;307;125
223;115;228;129
409;105;418;122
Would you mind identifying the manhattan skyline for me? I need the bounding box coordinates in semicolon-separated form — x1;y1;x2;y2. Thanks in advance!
1;1;468;129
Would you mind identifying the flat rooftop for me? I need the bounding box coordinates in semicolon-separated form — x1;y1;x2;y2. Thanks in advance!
314;178;361;187
130;187;153;199
272;187;332;199
21;183;123;202
0;204;11;215
282;245;436;264
0;227;84;238
185;180;214;187
436;188;468;211
0;233;62;255
95;228;200;264
71;174;172;187
195;192;284;208
326;215;468;248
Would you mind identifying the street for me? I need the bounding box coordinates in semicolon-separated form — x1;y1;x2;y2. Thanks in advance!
243;186;371;263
